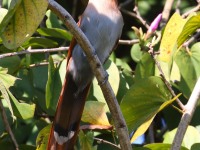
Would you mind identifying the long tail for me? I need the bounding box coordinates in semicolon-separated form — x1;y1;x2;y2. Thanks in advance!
47;60;91;150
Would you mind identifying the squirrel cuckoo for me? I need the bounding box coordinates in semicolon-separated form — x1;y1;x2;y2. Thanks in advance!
47;0;123;149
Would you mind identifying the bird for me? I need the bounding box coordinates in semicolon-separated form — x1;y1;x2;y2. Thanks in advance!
47;0;123;149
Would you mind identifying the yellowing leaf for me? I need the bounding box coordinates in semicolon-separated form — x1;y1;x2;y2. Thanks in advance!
82;101;110;126
1;0;48;49
159;13;187;62
130;94;180;143
131;115;156;143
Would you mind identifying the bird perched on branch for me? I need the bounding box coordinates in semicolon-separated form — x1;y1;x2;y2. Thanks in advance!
47;0;123;149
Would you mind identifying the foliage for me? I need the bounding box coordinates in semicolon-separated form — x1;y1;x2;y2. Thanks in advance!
0;0;200;150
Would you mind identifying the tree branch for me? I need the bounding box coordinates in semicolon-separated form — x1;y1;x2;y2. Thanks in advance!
119;39;139;45
0;47;69;59
171;78;200;150
94;137;121;150
149;50;185;110
161;0;175;26
48;0;132;149
0;100;19;150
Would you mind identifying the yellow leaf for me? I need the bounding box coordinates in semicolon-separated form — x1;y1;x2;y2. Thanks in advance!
1;0;48;49
82;101;110;126
159;13;187;62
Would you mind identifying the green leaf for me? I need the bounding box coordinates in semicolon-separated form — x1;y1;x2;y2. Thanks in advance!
37;27;72;41
79;130;96;150
191;143;200;150
45;10;64;29
144;143;188;150
92;60;120;112
46;57;66;112
22;37;58;49
46;56;56;109
0;79;14;118
0;68;18;117
175;42;200;98
1;0;48;49
121;76;172;132
0;67;18;88
8;90;35;120
178;14;200;47
0;56;21;74
163;126;200;149
19;145;36;150
130;93;180;143
131;43;144;62
36;125;51;150
82;101;110;126
135;53;155;80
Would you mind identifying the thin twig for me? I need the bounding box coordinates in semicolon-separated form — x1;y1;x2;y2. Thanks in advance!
161;0;175;27
0;100;19;150
182;4;200;18
182;30;200;47
0;47;69;59
120;8;149;29
149;50;185;110
175;0;181;14
94;138;121;150
119;39;139;45
171;78;200;150
48;1;132;150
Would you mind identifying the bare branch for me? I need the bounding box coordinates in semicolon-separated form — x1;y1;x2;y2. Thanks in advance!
119;39;139;45
48;0;132;149
182;4;200;18
0;47;69;59
161;0;175;26
0;100;19;150
171;78;200;150
94;137;121;150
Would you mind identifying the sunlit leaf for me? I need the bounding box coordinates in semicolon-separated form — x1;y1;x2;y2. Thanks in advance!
163;126;200;149
159;13;187;62
121;76;172;132
0;0;22;34
82;101;110;126
1;0;48;49
130;93;180;142
131;115;156;143
0;8;8;23
178;14;200;47
36;125;51;150
8;90;35;119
